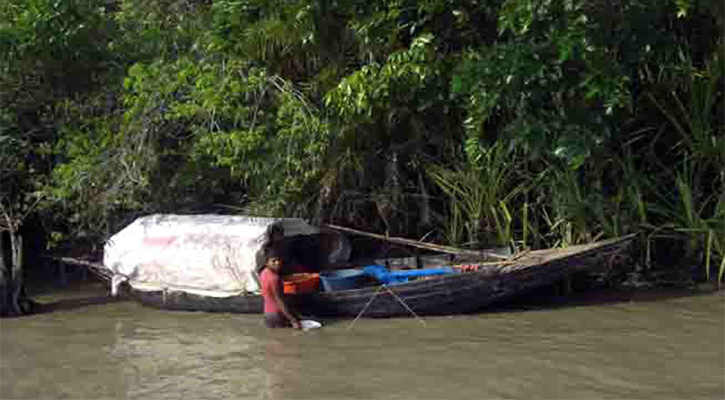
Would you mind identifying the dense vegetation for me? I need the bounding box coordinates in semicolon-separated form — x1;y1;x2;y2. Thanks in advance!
1;0;723;314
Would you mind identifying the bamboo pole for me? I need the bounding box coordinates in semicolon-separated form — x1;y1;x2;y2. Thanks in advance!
323;224;513;260
45;257;112;282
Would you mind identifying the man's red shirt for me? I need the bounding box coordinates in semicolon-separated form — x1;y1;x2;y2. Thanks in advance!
260;268;282;314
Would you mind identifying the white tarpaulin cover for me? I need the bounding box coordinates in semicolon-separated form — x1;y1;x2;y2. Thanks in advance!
103;214;324;297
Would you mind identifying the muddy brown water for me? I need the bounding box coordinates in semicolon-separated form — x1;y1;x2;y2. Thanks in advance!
1;285;723;400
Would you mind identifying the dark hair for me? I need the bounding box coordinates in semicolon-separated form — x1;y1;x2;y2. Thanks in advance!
268;223;284;238
265;245;284;260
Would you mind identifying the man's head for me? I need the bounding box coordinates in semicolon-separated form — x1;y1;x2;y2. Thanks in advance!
265;245;284;272
268;224;284;243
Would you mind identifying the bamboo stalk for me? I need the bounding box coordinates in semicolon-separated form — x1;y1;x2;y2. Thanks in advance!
323;224;513;260
45;256;112;282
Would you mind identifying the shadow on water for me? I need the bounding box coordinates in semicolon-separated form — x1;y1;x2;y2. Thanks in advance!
1;295;126;319
1;279;124;318
480;284;723;315
296;285;724;328
32;296;127;314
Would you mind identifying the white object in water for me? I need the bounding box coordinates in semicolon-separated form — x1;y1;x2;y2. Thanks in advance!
300;320;322;331
111;274;129;297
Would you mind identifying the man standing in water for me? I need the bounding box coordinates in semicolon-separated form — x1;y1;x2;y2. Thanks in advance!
260;246;301;329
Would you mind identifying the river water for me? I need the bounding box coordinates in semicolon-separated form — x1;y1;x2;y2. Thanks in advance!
1;285;723;400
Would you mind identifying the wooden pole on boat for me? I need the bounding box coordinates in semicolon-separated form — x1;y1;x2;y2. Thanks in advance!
43;256;112;282
323;224;512;261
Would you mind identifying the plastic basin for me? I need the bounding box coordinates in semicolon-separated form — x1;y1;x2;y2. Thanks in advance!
320;269;366;291
283;273;320;294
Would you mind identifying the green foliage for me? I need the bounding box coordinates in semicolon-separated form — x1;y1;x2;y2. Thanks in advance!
1;0;109;62
211;0;316;62
114;0;208;61
456;0;635;167
1;0;115;243
326;33;437;119
0;0;722;286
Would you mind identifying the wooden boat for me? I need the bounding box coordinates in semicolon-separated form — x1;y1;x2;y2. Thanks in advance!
135;234;635;317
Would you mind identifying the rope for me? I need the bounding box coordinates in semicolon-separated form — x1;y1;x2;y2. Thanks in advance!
346;285;384;330
346;284;426;330
382;284;426;326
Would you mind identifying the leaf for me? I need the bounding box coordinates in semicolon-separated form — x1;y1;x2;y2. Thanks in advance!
452;75;463;93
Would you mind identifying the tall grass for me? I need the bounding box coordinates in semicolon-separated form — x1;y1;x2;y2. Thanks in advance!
430;142;642;251
427;142;525;248
640;53;725;285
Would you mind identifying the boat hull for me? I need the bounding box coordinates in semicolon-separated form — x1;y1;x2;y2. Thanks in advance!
135;235;634;317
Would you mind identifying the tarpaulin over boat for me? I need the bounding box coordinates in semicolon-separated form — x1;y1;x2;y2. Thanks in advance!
103;214;350;297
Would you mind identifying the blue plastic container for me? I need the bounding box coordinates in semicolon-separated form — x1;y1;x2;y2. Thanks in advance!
389;267;455;279
320;269;366;291
363;265;456;285
363;265;387;277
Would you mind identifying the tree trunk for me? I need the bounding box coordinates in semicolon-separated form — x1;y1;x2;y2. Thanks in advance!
417;172;431;227
10;231;24;314
0;230;29;317
0;232;11;316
